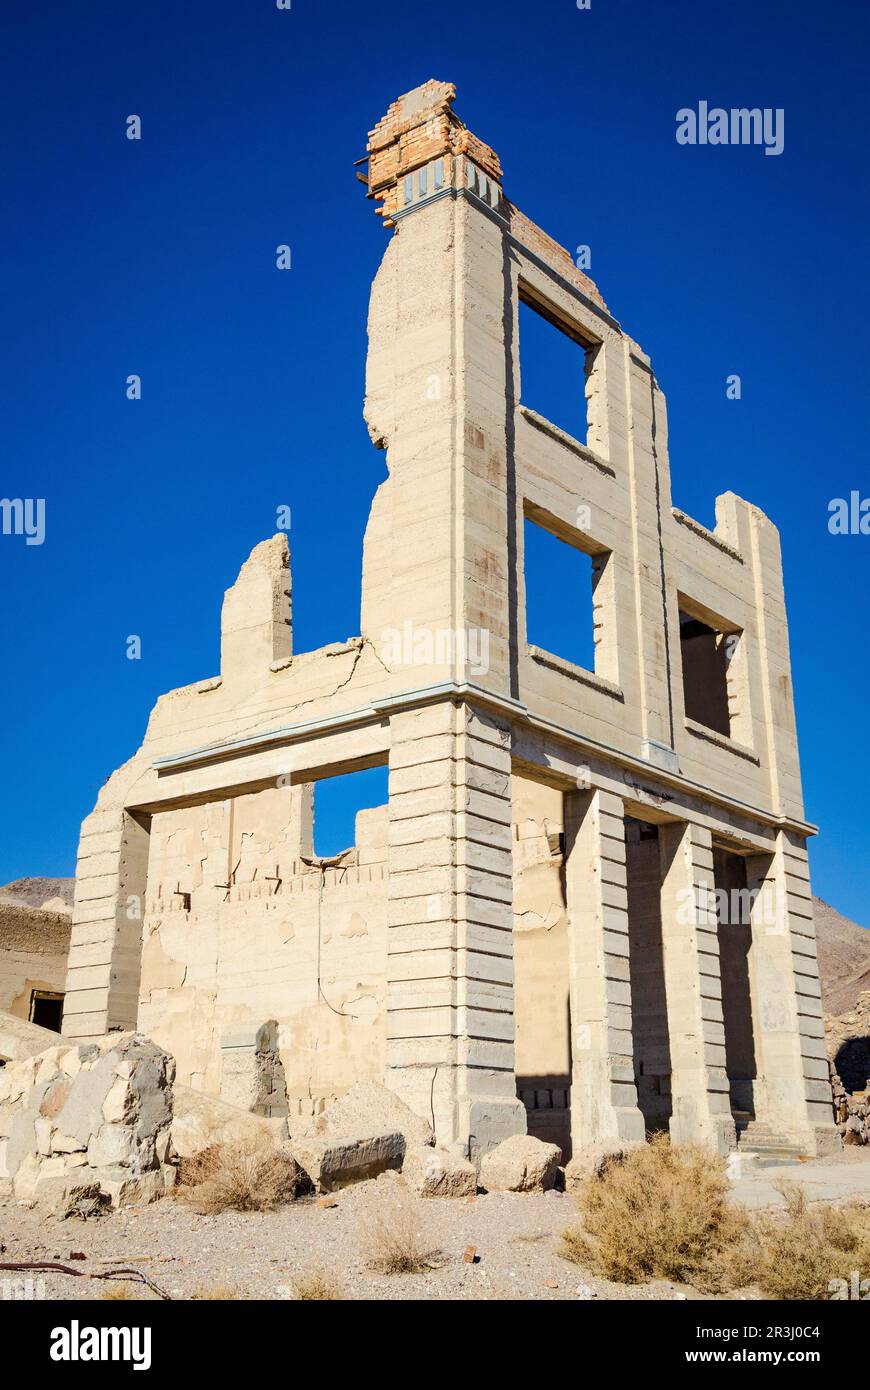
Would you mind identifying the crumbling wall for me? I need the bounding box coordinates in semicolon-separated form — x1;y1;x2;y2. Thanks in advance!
138;794;389;1121
0;1032;174;1211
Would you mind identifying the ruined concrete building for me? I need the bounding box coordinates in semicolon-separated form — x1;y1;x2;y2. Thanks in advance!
61;82;836;1160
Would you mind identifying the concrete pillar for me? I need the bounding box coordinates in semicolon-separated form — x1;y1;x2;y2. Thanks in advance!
745;832;839;1153
659;821;735;1152
62;809;149;1041
564;788;645;1156
384;700;525;1155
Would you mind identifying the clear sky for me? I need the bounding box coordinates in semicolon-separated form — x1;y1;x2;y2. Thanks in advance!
0;0;867;920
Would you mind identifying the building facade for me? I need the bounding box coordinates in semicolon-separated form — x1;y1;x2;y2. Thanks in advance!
61;82;836;1160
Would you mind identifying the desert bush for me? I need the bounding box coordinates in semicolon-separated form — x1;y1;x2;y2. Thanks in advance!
191;1283;239;1300
357;1181;441;1274
562;1140;870;1300
726;1184;870;1300
175;1137;303;1214
560;1133;744;1289
292;1269;343;1300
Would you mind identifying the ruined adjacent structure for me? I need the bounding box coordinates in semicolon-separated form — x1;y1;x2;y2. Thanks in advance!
61;82;836;1160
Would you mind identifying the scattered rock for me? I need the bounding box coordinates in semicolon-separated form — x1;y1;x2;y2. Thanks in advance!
479;1134;561;1193
402;1142;476;1198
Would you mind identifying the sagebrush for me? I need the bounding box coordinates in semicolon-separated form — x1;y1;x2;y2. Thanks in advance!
175;1138;303;1214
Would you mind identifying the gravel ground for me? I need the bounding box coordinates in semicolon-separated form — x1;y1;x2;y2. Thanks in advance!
0;1176;697;1303
3;1153;867;1303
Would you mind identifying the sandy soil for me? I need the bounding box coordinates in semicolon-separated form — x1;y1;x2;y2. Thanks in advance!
0;1177;695;1303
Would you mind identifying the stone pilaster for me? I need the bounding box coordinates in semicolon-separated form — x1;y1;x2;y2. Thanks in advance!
62;809;149;1041
745;831;838;1153
384;701;525;1154
659;821;735;1152
564;788;645;1156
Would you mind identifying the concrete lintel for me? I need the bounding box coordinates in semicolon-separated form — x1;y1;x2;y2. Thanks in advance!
147;679;817;839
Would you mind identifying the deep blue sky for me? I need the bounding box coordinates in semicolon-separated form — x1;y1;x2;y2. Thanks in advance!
0;1;867;919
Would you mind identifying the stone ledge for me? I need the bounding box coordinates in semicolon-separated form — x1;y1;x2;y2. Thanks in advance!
528;645;624;701
684;718;759;764
518;405;616;476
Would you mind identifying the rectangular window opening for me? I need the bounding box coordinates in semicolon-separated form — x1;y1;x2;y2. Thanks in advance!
524;513;605;674
312;764;389;859
518;291;596;445
30;990;64;1032
679;605;739;737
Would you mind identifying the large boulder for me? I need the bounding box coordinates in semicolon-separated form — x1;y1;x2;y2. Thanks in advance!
302;1081;433;1149
170;1083;287;1159
402;1142;476;1198
479;1134;562;1193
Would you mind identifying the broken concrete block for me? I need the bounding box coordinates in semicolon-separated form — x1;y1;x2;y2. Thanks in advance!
170;1083;286;1159
289;1131;405;1192
402;1142;476;1198
33;1173;104;1218
97;1166;166;1209
309;1081;434;1149
479;1134;561;1193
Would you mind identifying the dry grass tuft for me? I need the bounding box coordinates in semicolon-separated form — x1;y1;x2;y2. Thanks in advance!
725;1183;870;1300
99;1282;140;1300
191;1283;239;1300
357;1182;442;1274
292;1269;343;1300
175;1137;303;1214
560;1133;743;1290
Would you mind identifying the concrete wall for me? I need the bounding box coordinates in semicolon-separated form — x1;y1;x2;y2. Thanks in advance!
138;793;388;1123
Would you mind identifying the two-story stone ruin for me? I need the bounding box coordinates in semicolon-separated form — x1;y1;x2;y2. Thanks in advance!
61;81;836;1161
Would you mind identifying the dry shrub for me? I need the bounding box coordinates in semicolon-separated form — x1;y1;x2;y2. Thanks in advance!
357;1181;441;1274
292;1269;343;1300
725;1183;870;1301
562;1138;870;1300
191;1283;239;1300
560;1133;744;1290
175;1137;303;1214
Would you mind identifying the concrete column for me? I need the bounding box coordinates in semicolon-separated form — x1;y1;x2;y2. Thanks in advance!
659;821;735;1153
745;832;838;1153
384;700;525;1155
564;788;645;1156
62;809;149;1041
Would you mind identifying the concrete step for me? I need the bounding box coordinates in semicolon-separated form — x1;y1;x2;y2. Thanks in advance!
738;1129;805;1159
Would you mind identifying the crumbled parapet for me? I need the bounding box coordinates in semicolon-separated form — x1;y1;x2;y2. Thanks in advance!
402;1142;476;1198
0;1033;175;1211
479;1133;562;1193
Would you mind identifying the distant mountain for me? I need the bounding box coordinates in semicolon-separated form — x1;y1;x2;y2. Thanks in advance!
0;877;74;914
814;897;870;1017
